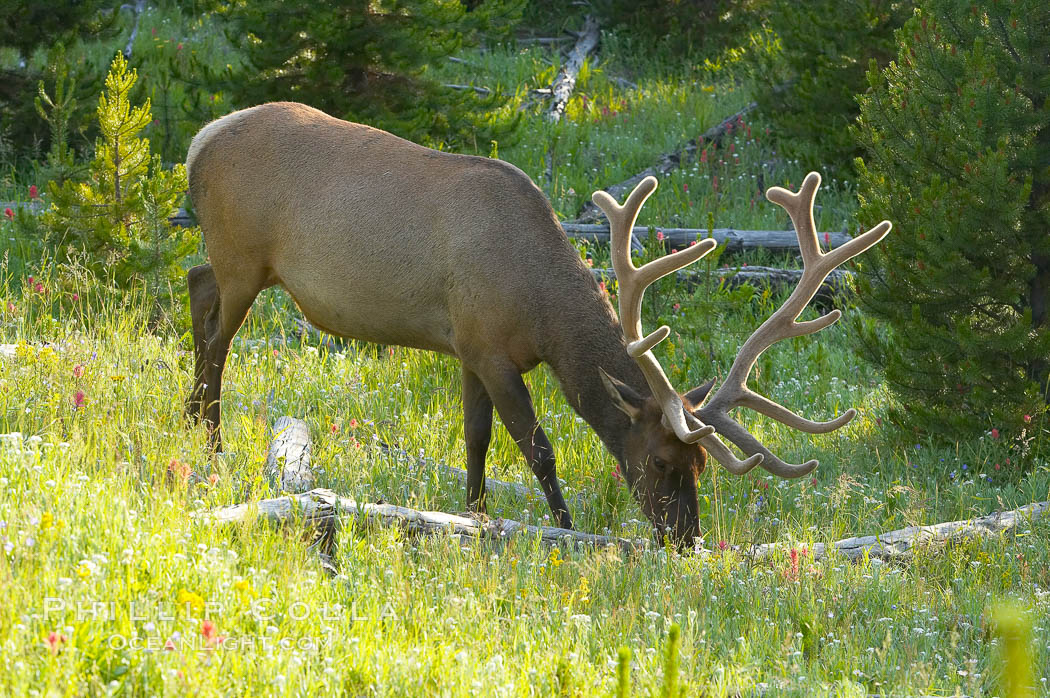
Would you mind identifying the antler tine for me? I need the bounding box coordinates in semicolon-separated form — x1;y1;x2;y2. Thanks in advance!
592;177;717;444
696;171;892;478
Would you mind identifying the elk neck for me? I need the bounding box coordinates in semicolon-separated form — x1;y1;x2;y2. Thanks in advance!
540;284;652;464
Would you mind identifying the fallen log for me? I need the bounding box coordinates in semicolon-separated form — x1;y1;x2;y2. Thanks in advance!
547;15;600;123
120;0;147;59
574;101;759;222
196;488;648;552
748;500;1049;563
590;266;852;299
564;224;851;255
264;416;314;493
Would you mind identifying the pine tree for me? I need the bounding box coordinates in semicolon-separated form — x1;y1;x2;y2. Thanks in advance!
750;0;914;172
852;0;1050;442
199;0;523;150
45;54;199;300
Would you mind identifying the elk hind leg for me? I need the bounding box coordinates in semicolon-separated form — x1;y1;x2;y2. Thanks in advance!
198;276;261;452
186;264;218;425
462;366;493;514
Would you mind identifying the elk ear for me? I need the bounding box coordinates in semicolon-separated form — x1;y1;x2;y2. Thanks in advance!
599;368;644;421
683;379;716;410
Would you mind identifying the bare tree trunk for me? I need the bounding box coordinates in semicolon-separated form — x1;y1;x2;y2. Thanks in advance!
547;16;600;123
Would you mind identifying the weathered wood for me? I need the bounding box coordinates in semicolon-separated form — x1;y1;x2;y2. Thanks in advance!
749;500;1049;563
120;0;147;59
547;15;600;123
590;266;852;299
564;224;852;255
264;416;315;493
197;488;649;552
574;101;759;222
443;84;493;96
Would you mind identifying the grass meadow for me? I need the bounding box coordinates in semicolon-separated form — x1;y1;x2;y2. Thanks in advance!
1;8;1049;697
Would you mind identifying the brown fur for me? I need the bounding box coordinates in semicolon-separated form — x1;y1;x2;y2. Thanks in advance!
185;102;708;543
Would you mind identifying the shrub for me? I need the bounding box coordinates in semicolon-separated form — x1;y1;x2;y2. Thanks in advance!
195;0;524;151
852;0;1050;443
43;54;199;317
749;0;914;172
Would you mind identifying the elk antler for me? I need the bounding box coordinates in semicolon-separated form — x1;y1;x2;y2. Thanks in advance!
694;172;892;477
592;176;718;444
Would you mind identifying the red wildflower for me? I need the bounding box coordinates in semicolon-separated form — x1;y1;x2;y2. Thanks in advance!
683;183;688;193
612;464;622;482
3;208;12;220
349;418;359;429
168;458;192;483
824;232;830;247
73;364;85;378
46;631;68;654
700;149;708;164
656;231;665;241
1024;414;1032;423
28;185;38;199
990;428;999;439
712;176;719;191
717;540;729;551
34;282;45;293
330;423;339;433
200;619;217;642
73;390;86;409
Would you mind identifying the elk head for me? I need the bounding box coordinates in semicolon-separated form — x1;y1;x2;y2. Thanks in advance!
591;172;892;547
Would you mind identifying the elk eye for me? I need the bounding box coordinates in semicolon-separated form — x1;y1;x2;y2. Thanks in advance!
651;457;668;473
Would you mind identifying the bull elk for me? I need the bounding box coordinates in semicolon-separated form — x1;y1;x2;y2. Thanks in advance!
184;102;891;544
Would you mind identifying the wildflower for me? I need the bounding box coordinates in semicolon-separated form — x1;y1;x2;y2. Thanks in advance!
712;176;719;192
3;207;12;220
75;560;95;580
656;231;665;241
1024;414;1032;423
177;43;183;51
671;248;677;253
990;428;1000;439
73;390;86;409
73;364;85;378
824;232;830;247
547;548;563;568
330;423;339;433
176;588;205;614
234;579;256;597
45;631;68;654
612;464;622;481
71;294;79;302
34;282;45;293
683;183;688;193
6;302;15;313
995;463;1001;471
700;149;708;164
585;258;593;267
200;619;218;643
207;473;219;486
598;281;607;294
40;512;53;530
717;540;729;551
168;458;191;484
349;418;359;429
673;303;681;311
164;638;176;651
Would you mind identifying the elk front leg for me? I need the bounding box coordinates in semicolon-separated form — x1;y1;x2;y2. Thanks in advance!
462;367;493;515
479;365;573;529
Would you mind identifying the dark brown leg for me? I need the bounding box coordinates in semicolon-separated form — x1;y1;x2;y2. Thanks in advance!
477;364;572;529
462;366;493;514
185;264;218;425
